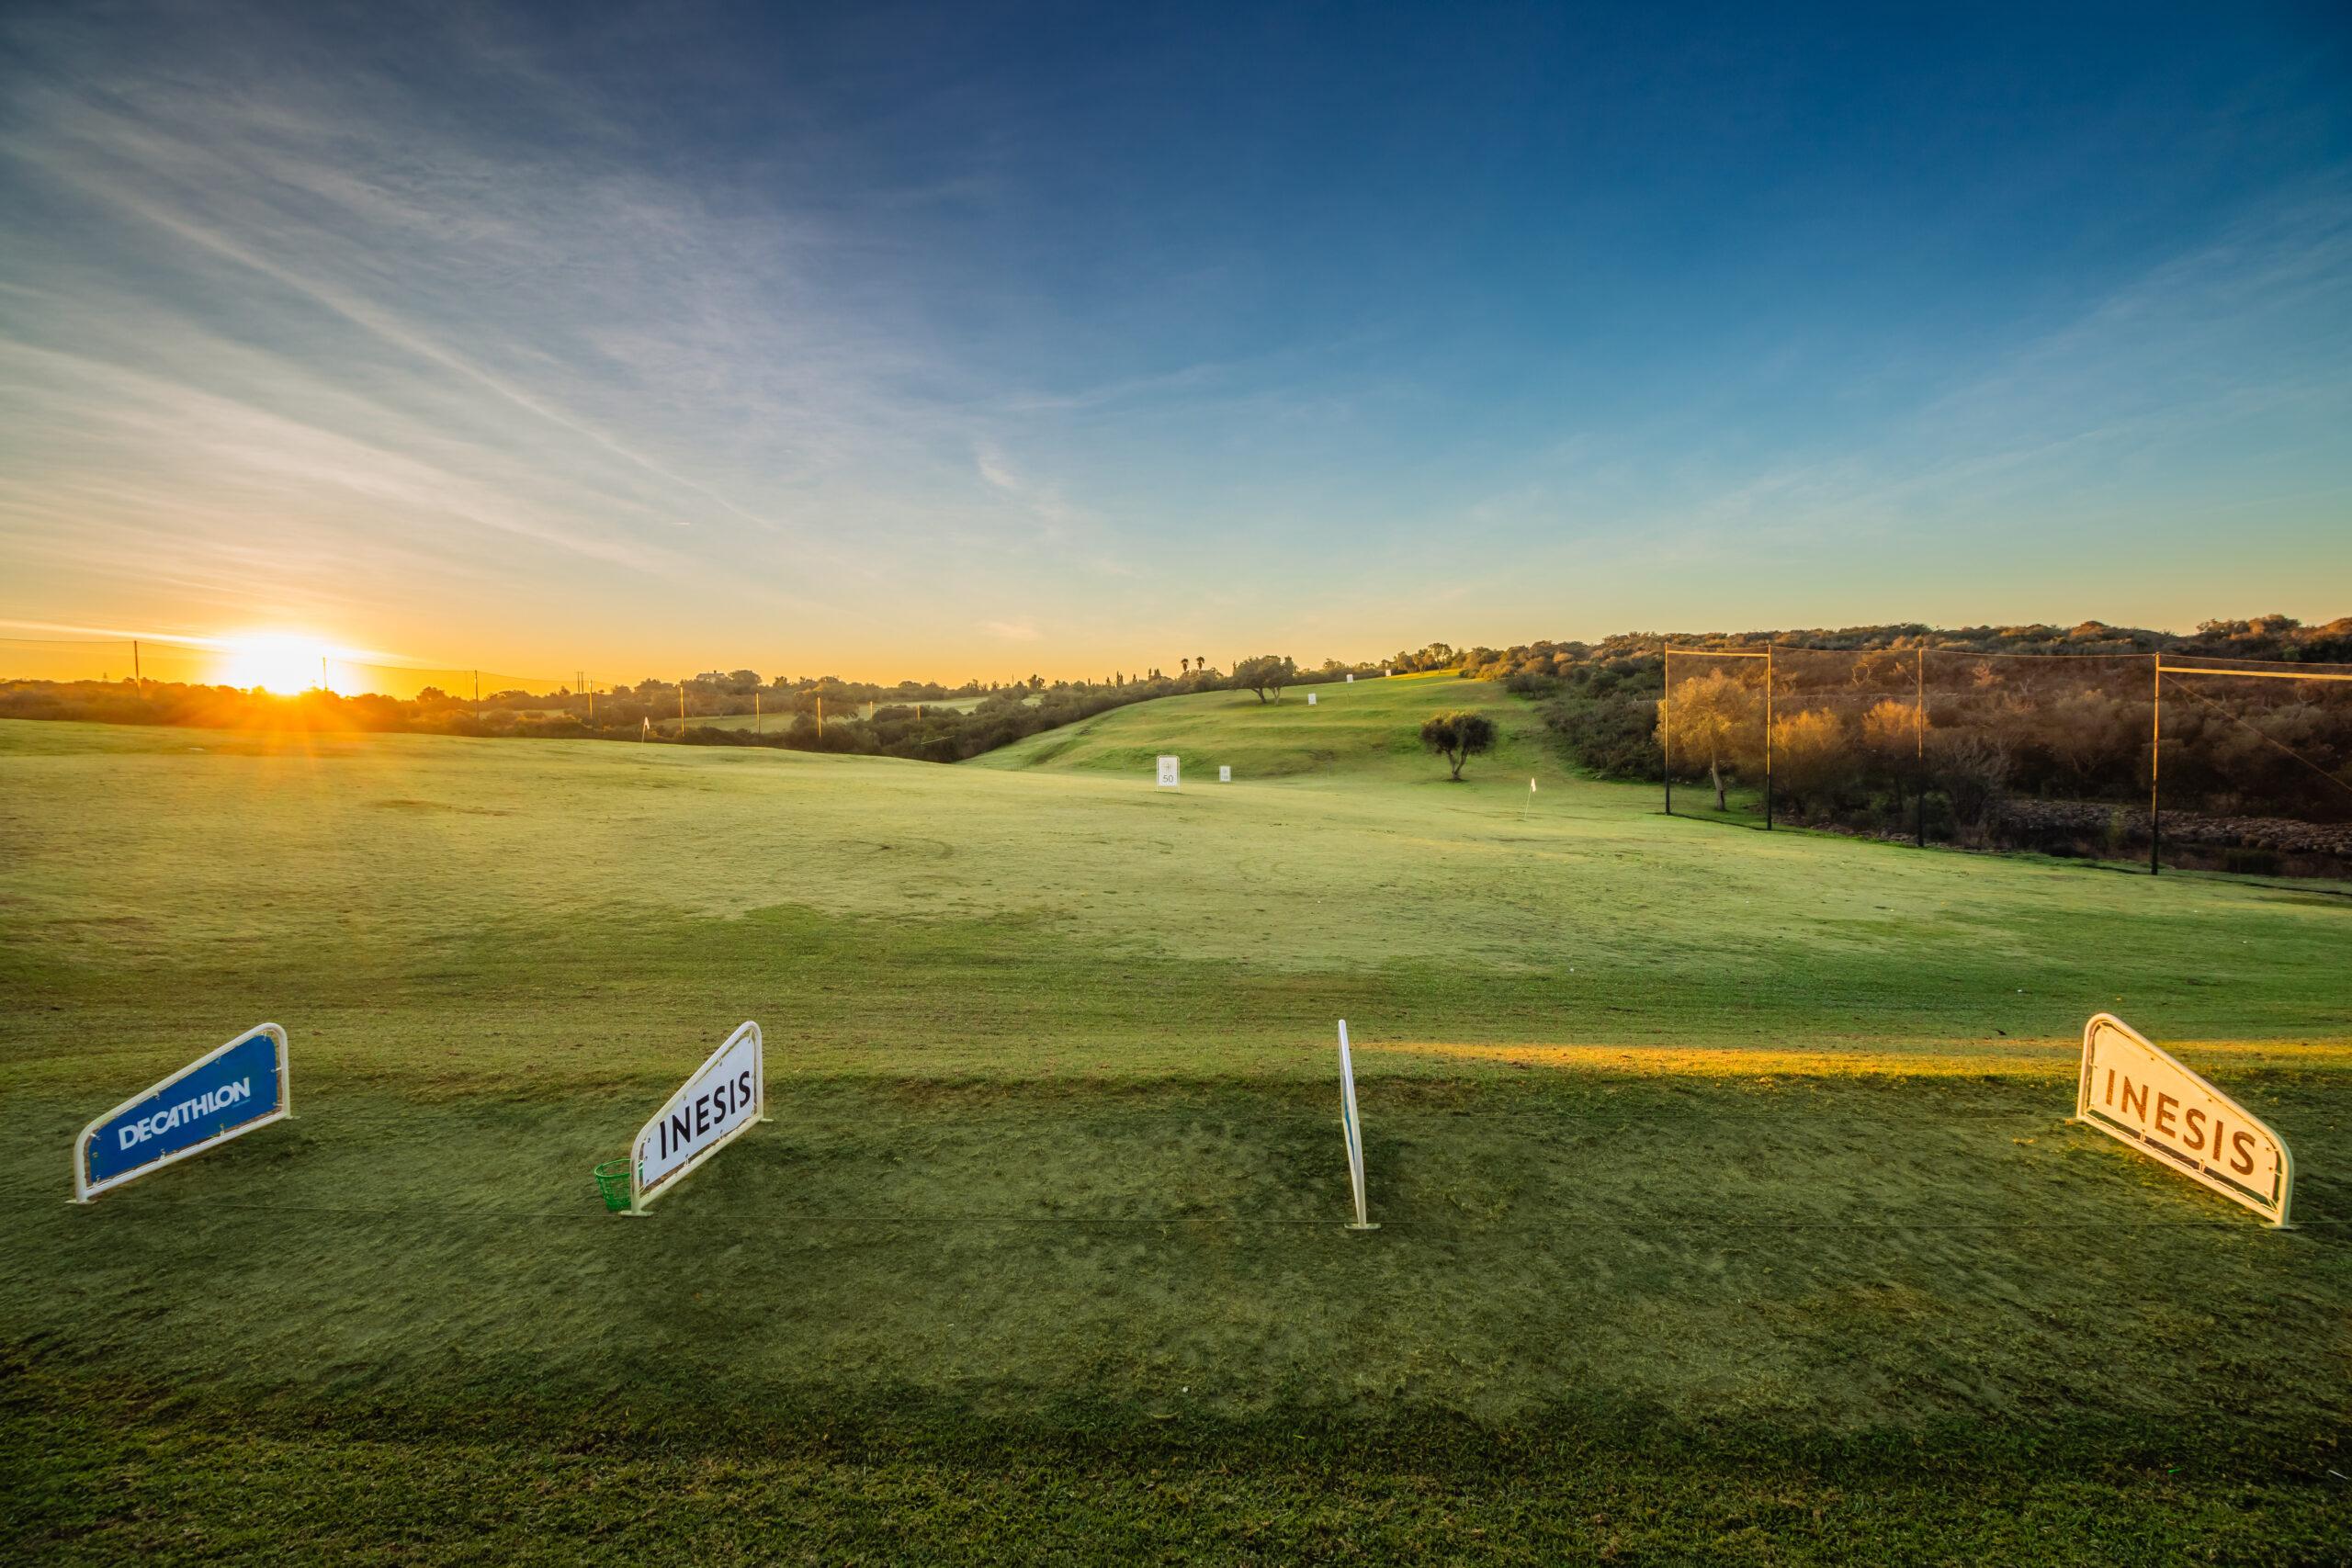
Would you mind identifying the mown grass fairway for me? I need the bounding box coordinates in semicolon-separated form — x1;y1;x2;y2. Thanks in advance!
3;677;2347;1563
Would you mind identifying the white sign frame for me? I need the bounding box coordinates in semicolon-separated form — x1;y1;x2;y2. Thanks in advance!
73;1023;292;1203
1336;1020;1375;1230
1157;754;1181;790
1218;765;1231;783
2074;1012;2292;1226
1307;691;1317;705
628;1021;767;1214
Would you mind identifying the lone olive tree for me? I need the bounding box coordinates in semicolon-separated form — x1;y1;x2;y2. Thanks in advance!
1420;710;1498;780
1232;654;1296;704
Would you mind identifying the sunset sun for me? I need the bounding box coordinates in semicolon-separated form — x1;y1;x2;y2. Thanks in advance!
217;634;333;694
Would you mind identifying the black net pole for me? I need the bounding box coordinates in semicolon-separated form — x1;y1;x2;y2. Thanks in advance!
1662;644;1672;817
1915;647;1926;848
2149;658;2161;876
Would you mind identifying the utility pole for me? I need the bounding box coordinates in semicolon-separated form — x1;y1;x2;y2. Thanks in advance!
132;639;141;682
1762;646;1774;829
1661;643;1672;816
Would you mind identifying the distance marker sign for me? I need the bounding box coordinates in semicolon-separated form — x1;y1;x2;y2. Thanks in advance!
2075;1013;2293;1225
74;1023;290;1201
628;1021;765;1213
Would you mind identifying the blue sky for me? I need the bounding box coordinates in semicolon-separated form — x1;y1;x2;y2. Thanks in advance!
1;1;2346;681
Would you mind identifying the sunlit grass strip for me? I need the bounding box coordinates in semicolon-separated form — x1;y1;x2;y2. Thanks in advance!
1357;1037;2352;1077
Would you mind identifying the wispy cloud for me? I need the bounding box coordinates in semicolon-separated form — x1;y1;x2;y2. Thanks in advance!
972;440;1091;534
0;2;1094;658
1542;177;2352;569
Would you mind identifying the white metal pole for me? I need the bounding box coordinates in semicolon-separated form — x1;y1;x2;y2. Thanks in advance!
1337;1020;1376;1231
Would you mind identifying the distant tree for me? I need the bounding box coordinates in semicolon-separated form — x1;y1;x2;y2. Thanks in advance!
1930;730;2012;842
2039;690;2136;795
1420;710;1498;780
1181;658;1191;675
1860;696;1922;810
1233;654;1296;704
1657;669;1758;810
1766;710;1847;813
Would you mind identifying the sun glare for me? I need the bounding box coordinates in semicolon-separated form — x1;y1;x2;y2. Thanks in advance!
218;635;334;694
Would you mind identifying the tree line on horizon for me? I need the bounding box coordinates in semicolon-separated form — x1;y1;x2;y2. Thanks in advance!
4;615;2343;821
0;652;1376;762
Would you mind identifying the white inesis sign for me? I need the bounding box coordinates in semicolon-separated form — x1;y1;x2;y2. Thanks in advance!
1218;765;1232;783
1336;1020;1375;1230
1346;672;1354;682
1157;754;1181;789
629;1021;766;1213
2075;1013;2293;1225
1307;691;1317;705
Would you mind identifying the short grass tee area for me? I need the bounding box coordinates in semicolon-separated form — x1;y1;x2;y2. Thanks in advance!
3;672;2346;1563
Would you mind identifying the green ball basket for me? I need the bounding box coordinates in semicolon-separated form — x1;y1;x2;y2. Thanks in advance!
592;1157;634;1213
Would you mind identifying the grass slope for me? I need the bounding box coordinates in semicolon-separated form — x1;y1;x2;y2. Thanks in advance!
976;669;1538;780
2;691;2346;1563
690;693;1016;728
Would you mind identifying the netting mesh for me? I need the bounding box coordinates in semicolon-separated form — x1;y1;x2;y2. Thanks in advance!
1662;646;2352;876
1914;650;2158;853
1658;650;1769;818
2153;665;2352;874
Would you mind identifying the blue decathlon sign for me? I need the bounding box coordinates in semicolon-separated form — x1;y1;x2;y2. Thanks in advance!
74;1024;291;1201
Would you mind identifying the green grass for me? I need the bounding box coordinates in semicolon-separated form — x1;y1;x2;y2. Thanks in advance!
2;687;2347;1563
